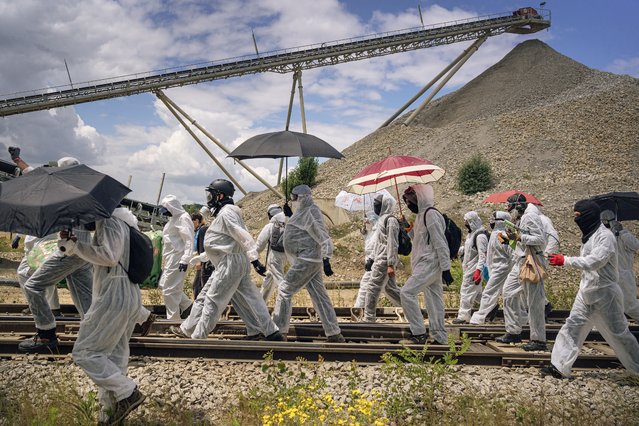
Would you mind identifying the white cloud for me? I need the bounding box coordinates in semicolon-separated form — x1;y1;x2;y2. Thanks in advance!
606;57;639;77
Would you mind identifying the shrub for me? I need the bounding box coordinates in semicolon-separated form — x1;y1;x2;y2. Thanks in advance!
281;157;319;198
457;155;494;195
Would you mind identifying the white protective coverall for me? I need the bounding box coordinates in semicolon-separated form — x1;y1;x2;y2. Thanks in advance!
540;214;560;255
179;203;279;339
399;184;450;344
502;203;547;341
158;195;194;320
71;208;143;416
17;234;60;310
457;211;489;322
363;193;402;322
354;209;381;308
256;210;288;302
273;186;341;337
616;229;639;321
551;224;639;377
470;212;514;324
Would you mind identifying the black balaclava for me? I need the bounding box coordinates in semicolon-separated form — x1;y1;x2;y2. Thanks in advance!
574;199;601;244
465;223;472;233
402;188;419;214
84;222;96;231
489;214;496;230
373;197;382;216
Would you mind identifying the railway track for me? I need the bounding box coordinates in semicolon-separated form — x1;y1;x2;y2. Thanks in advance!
0;304;635;370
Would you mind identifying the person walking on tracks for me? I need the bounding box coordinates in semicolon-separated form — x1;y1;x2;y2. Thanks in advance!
542;200;639;378
255;204;288;303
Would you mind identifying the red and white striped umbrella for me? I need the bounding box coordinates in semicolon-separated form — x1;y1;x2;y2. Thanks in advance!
346;155;445;195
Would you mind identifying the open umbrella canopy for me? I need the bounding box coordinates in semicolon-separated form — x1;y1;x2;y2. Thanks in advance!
346;155;444;195
0;164;131;237
589;191;639;221
228;130;344;160
483;190;543;206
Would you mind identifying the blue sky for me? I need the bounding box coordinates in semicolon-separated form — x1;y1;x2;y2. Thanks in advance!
0;0;637;205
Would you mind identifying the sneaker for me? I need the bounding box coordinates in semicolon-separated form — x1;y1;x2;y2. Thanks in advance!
452;318;468;324
399;333;427;345
18;334;58;353
522;340;547;352
486;305;500;322
138;313;157;337
495;333;522;344
109;387;146;424
180;304;193;320
243;333;265;341
169;325;189;339
540;364;564;379
326;333;346;343
265;331;286;341
544;302;553;320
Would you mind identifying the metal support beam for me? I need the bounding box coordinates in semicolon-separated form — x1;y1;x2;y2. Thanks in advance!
297;69;308;134
403;35;487;126
156;90;283;198
278;71;300;185
156;93;248;195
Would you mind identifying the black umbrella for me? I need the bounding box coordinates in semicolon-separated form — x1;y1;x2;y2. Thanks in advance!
228;130;344;160
0;164;131;237
589;191;639;221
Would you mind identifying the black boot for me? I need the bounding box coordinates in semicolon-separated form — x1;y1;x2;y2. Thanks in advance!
495;333;522;344
486;305;500;322
18;328;58;353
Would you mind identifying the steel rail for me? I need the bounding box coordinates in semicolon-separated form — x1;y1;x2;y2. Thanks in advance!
0;9;549;116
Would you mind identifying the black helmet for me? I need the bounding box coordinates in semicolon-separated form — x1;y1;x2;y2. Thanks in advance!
205;179;235;197
506;193;527;213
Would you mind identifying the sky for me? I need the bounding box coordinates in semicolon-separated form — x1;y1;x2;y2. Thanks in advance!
0;0;637;205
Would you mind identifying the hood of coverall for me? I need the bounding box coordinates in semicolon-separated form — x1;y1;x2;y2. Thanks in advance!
492;211;511;232
57;157;80;167
291;184;314;210
378;193;397;217
413;183;435;212
270;211;286;225
463;211;483;233
112;207;139;230
161;194;186;217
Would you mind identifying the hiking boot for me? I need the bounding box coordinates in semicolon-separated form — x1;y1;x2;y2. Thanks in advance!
486;305;500;322
522;340;547;352
169;325;189;339
350;307;363;322
180;304;193;320
452;318;468;324
138;313;157;337
243;333;265;341
540;364;564;379
109;387;146;425
544;302;553;321
21;307;32;315
399;333;427;345
18;334;58;353
265;331;286;342
495;333;522;344
327;333;346;343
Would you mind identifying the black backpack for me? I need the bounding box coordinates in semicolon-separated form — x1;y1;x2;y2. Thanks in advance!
120;225;154;285
384;215;412;256
269;221;285;252
472;230;490;251
424;207;462;260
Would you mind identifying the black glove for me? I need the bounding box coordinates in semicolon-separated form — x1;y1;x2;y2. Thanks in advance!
8;146;20;161
178;263;188;272
323;258;334;277
283;203;293;218
364;258;373;272
251;259;267;276
442;270;454;286
11;235;21;249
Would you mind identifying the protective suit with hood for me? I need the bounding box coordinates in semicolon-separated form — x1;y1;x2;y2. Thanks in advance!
399;184;450;344
273;185;343;341
470;211;514;324
158;194;194;320
498;202;547;348
354;206;382;309
545;200;639;378
178;182;279;340
455;211;488;323
362;193;402;322
256;206;288;302
71;207;146;423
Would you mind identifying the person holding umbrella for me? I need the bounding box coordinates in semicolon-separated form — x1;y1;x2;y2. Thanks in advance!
399;184;453;345
255;204;288;303
273;184;345;342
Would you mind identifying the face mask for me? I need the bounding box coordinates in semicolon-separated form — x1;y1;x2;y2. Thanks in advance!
373;200;382;216
465;223;472;233
407;201;419;214
510;208;520;221
85;222;96;231
489;222;495;230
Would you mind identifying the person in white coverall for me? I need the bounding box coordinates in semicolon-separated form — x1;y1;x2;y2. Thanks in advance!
273;185;345;342
470;211;514;324
399;184;453;345
542;200;639;378
454;211;488;324
157;195;194;320
609;220;639;321
255;205;288;303
496;194;548;352
538;212;560;317
64;207;146;424
171;179;282;341
352;204;382;320
17;234;60;314
362;193;402;322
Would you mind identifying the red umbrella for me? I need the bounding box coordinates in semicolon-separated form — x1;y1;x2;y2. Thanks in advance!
346;155;445;216
483;190;543;206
